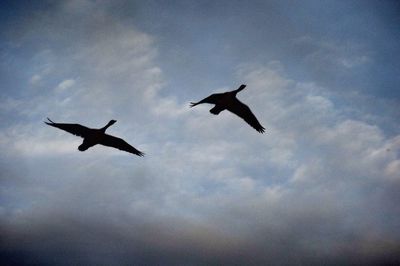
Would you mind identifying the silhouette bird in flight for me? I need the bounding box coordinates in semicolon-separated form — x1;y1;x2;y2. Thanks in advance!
45;118;144;156
190;84;265;133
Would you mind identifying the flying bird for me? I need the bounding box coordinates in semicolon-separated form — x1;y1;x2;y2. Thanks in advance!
190;84;265;133
45;118;144;156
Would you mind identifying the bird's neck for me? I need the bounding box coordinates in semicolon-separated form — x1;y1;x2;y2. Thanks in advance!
101;121;113;132
235;87;245;95
233;90;241;97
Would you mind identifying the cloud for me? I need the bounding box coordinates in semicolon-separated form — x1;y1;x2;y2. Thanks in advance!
29;74;41;85
293;36;371;69
54;79;75;93
2;57;400;264
1;1;400;265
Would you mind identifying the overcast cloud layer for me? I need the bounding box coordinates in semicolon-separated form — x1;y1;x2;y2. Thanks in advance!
1;1;400;265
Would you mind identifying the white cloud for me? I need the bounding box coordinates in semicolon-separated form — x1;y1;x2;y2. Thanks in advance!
385;160;400;180
29;74;41;85
54;79;75;93
0;123;81;156
294;36;371;70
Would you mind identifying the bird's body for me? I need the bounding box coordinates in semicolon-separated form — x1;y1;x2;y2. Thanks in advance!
190;84;265;133
45;118;144;156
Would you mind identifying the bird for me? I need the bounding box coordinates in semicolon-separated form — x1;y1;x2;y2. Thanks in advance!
45;118;144;156
190;84;265;133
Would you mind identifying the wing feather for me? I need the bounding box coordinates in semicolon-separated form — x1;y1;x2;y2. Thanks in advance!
45;118;91;137
99;134;144;156
190;93;224;107
227;99;265;133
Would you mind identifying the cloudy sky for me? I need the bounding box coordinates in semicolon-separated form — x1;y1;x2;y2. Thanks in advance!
1;0;400;265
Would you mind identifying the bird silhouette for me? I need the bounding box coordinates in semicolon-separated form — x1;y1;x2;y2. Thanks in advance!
45;118;144;156
190;84;265;133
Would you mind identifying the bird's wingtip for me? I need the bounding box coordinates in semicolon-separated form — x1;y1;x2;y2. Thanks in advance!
258;127;266;133
44;117;53;125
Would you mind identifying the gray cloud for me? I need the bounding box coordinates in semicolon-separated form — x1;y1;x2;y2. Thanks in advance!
1;1;400;265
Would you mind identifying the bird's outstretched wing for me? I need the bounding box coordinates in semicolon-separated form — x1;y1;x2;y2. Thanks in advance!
190;93;224;107
99;134;144;156
44;118;91;138
227;99;265;133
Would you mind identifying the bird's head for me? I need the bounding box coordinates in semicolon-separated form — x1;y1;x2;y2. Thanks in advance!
109;119;117;125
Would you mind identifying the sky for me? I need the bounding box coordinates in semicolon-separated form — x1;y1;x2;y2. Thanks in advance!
1;0;400;265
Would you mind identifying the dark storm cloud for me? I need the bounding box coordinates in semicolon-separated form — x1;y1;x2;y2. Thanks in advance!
1;205;399;265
